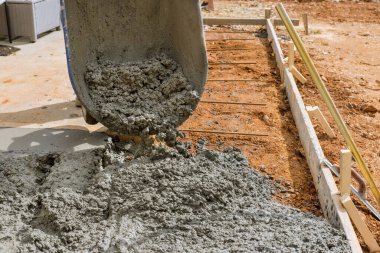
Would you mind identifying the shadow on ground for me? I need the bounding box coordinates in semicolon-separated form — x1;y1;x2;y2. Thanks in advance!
0;101;82;127
0;127;106;153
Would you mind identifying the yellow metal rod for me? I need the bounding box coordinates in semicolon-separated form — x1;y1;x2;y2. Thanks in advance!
275;3;380;206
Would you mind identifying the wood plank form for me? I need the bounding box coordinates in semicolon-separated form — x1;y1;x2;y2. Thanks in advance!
284;68;362;253
341;195;380;252
284;69;362;253
340;150;353;196
207;0;215;11
203;18;300;26
266;20;285;81
266;20;363;253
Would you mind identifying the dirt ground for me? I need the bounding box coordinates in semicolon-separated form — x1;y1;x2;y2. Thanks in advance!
181;29;322;217
198;0;379;250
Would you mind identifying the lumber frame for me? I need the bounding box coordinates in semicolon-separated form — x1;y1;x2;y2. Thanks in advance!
266;20;286;81
306;106;336;138
276;3;380;207
341;195;380;252
265;9;272;19
284;68;362;253
287;42;307;84
207;0;215;11
302;14;309;35
340;150;352;196
266;18;362;253
203;17;300;26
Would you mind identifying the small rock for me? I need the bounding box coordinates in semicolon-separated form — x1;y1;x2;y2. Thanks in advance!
177;131;186;138
258;165;266;172
362;105;378;113
359;32;371;37
262;114;270;124
156;132;166;141
141;127;150;136
204;150;219;161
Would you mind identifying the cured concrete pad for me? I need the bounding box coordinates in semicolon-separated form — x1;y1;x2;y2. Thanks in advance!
0;31;105;132
0;127;106;152
0;30;108;153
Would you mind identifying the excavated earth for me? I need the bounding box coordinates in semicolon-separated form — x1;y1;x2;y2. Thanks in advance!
0;140;350;252
85;54;199;136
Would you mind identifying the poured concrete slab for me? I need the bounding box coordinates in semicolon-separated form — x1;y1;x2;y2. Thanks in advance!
0;31;107;153
0;127;106;152
0;31;105;131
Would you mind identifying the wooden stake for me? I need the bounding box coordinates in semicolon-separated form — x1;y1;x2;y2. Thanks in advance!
302;14;309;35
340;149;352;196
306;106;336;138
291;67;307;84
265;9;272;19
207;0;215;11
288;42;295;68
341;195;380;253
287;41;307;84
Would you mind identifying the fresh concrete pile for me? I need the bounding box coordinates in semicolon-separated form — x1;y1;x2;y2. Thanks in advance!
0;140;350;252
85;54;199;135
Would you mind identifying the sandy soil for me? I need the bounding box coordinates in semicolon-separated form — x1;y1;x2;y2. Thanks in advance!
199;0;379;250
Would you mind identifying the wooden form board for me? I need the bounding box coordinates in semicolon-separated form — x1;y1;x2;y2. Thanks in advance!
266;20;363;253
266;20;285;80
203;17;300;26
207;0;215;11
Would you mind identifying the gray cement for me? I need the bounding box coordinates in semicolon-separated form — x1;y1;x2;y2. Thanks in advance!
85;54;199;135
0;141;350;253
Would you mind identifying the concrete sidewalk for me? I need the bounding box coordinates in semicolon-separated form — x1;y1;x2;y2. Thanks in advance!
0;31;106;152
0;127;106;152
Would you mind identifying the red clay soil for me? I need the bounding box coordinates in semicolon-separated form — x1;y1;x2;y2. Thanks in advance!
181;28;323;216
274;0;380;24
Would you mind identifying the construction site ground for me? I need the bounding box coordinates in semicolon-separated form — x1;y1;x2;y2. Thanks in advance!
0;0;378;251
198;0;380;247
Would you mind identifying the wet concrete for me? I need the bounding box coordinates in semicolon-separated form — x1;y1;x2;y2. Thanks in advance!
86;54;199;135
63;0;208;132
0;140;350;252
